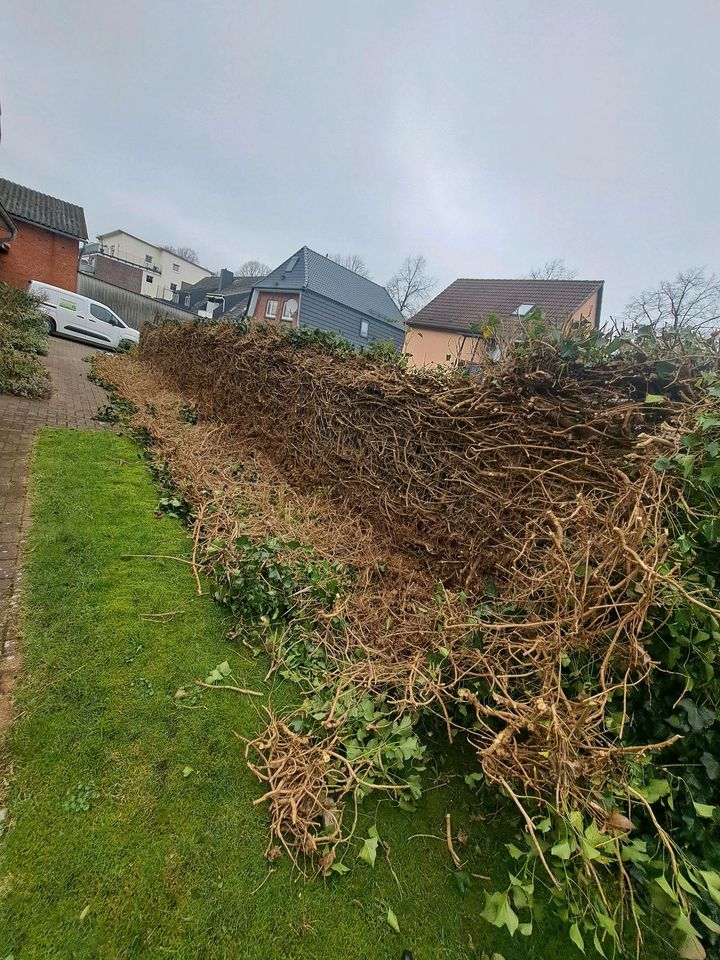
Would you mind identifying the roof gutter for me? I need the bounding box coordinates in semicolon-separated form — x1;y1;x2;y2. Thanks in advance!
594;282;604;329
0;199;17;247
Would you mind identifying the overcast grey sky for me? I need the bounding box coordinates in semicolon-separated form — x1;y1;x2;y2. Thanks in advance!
2;0;719;318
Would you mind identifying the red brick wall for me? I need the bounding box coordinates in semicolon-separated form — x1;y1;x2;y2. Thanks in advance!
93;254;142;294
0;220;80;292
252;290;300;325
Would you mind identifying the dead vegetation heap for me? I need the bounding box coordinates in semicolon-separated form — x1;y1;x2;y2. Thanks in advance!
94;319;720;952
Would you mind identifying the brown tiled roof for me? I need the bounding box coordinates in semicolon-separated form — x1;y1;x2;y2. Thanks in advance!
0;178;87;240
409;278;604;334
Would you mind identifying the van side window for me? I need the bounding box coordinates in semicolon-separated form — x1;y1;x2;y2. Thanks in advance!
90;303;119;327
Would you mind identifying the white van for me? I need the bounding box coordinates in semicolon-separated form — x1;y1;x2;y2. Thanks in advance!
28;281;140;351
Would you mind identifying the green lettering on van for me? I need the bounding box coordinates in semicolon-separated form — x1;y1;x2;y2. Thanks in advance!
58;299;76;311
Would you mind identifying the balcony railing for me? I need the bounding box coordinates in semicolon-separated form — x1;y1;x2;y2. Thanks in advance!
98;245;162;274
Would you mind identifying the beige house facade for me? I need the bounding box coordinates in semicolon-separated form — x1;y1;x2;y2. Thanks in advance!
95;230;213;301
404;279;604;369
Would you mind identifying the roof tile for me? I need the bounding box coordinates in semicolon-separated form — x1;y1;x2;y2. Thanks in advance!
0;178;87;240
409;278;604;334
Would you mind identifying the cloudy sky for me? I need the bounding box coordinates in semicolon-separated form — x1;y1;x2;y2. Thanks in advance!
2;0;719;318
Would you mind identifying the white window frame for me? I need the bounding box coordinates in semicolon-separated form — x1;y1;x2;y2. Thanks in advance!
281;301;294;321
265;299;278;319
360;319;369;339
172;263;180;273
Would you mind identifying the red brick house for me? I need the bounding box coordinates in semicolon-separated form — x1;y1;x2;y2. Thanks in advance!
0;178;88;292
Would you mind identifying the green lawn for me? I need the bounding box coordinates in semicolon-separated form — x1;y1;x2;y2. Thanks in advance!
0;429;643;959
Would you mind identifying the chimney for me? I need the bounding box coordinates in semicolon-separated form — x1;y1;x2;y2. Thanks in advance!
219;268;234;291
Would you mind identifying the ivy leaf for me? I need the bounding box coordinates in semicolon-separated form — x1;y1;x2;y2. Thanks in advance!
357;832;379;868
693;801;716;819
496;895;519;936
644;394;665;404
655;874;678;901
698;912;720;935
678;935;706;959
701;752;720;780
637;778;671;803
386;907;400;934
569;922;585;953
551;839;573;860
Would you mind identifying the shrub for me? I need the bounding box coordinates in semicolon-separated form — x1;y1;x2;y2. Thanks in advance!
0;282;50;398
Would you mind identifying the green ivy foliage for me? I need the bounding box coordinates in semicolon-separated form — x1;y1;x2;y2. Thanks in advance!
0;281;50;398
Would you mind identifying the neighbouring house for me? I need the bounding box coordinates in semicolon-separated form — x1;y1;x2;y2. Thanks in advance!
92;230;213;301
176;269;259;318
0;178;88;292
404;277;604;369
79;242;144;294
247;246;405;351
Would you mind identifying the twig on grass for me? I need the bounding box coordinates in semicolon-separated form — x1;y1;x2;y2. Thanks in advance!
195;679;263;697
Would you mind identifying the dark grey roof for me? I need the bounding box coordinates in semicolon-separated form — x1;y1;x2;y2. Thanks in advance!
0;178;87;240
409;278;604;335
254;246;405;325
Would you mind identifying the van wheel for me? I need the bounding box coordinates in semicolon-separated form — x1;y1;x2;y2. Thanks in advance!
46;317;56;335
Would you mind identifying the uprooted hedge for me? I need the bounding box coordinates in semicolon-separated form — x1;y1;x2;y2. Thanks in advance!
0;281;50;399
103;318;720;958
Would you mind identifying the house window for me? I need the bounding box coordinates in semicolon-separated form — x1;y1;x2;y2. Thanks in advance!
184;294;190;306
146;275;153;284
173;263;180;273
170;282;177;292
110;245;115;255
265;299;278;319
281;301;293;320
145;254;153;264
360;319;369;338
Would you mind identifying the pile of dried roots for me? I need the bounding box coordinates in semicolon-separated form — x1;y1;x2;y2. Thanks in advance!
96;321;718;903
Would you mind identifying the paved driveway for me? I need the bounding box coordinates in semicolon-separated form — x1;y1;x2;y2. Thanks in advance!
0;336;111;731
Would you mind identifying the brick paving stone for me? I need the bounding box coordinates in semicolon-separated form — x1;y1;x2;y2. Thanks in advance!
0;336;112;733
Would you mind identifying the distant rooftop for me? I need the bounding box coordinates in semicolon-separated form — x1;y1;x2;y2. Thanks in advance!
254;246;405;326
409;278;604;334
0;177;87;240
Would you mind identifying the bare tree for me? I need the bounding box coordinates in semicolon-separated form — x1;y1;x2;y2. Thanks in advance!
330;253;371;278
386;254;436;318
164;245;200;264
237;260;270;278
526;257;578;280
621;267;720;334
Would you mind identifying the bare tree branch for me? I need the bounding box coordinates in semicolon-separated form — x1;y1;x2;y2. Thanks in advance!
164;245;200;265
622;267;720;335
387;254;436;318
237;260;270;278
526;258;578;280
329;253;371;278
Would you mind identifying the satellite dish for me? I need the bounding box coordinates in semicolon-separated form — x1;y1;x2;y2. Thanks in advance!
285;299;298;315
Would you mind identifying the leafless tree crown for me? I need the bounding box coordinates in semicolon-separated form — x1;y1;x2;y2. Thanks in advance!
329;253;371;279
237;260;271;278
386;254;436;318
526;258;578;280
164;245;200;264
621;267;720;334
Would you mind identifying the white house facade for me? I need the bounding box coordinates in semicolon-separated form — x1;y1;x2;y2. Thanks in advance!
95;230;212;300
